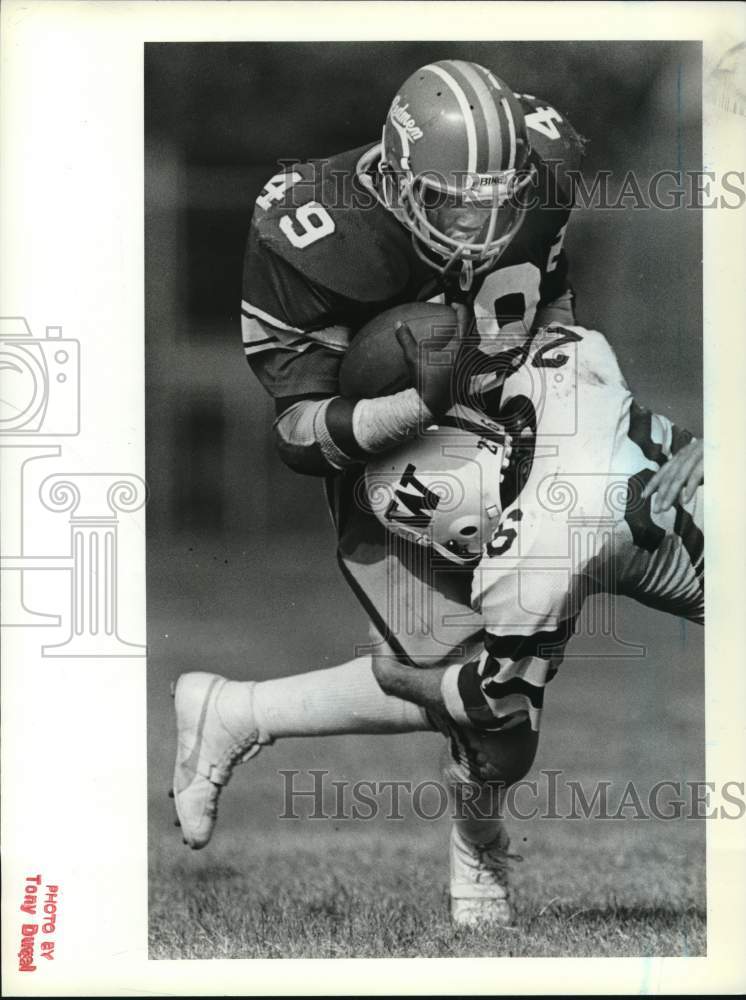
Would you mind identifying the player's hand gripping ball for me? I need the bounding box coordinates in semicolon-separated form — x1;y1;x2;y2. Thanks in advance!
339;302;469;418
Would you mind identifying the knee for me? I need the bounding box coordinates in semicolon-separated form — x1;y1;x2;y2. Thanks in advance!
450;720;540;788
486;723;539;786
371;655;417;700
369;634;417;697
371;656;399;696
489;740;537;787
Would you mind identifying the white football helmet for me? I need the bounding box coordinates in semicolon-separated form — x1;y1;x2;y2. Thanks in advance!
364;413;512;564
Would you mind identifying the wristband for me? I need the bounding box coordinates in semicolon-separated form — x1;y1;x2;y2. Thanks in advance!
312;398;355;469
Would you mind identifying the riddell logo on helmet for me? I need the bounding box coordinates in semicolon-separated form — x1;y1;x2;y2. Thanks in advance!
389;96;423;142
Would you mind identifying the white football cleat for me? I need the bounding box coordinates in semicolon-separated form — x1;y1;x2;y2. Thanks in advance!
449;823;521;928
171;671;272;849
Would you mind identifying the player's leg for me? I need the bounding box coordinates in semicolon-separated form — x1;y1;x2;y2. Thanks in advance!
172;654;433;849
369;631;536;925
229;655;433;738
371;651;542;809
444;720;539;927
372;652;542;926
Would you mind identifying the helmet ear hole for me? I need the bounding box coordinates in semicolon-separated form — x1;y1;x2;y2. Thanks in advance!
459;525;478;536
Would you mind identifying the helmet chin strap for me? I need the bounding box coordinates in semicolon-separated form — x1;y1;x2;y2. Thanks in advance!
459;259;474;292
432;539;483;565
413;222;505;293
431;235;477;291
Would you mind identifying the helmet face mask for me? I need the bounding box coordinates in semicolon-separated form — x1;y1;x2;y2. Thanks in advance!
390;167;536;281
372;59;535;287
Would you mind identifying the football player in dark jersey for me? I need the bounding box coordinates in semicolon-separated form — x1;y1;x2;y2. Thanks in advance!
241;60;583;475
173;60;588;928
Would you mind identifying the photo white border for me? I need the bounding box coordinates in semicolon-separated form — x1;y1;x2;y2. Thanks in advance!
1;1;744;994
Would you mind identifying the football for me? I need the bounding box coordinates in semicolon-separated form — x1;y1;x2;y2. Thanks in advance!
339;301;458;398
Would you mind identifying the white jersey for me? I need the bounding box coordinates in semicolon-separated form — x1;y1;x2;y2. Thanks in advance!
442;324;704;733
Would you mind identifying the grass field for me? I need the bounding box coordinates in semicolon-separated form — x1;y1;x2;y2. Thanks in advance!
149;818;705;959
147;533;706;960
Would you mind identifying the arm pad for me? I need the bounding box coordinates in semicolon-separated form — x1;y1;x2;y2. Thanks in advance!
274;398;350;476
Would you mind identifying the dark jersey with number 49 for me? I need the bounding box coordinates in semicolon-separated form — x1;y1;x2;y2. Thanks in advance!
241;94;585;402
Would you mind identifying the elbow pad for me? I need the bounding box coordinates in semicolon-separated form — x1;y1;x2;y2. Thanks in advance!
274;399;352;476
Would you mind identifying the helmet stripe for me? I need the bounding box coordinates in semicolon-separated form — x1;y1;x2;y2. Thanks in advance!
474;64;518;171
500;97;517;170
452;61;505;174
422;63;477;175
484;68;503;90
442;62;491;174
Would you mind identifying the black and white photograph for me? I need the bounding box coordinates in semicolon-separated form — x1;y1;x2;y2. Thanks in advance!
148;40;709;959
2;2;745;995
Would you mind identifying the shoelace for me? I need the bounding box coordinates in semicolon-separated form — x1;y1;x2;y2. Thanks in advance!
469;840;524;884
216;685;273;779
212;732;266;785
223;732;263;768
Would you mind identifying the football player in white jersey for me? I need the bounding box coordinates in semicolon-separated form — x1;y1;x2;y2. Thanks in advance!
364;322;704;732
354;321;703;925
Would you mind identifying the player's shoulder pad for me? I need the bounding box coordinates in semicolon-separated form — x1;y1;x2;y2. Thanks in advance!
251;145;414;303
517;93;586;191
